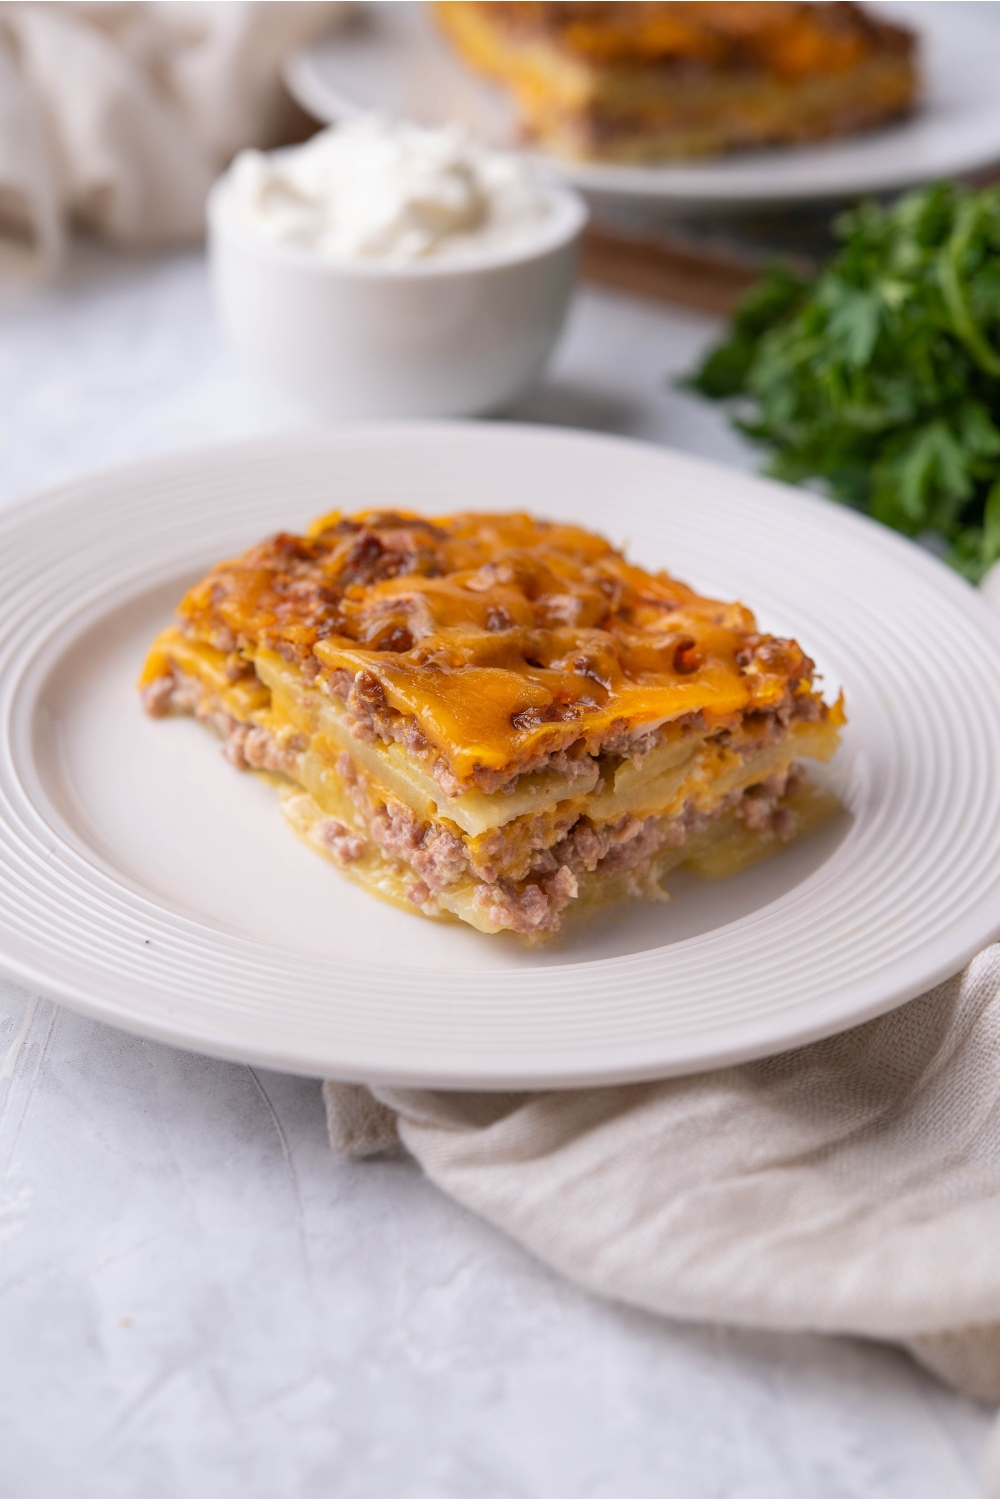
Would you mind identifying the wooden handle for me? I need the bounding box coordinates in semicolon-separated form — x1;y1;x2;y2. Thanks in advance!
580;225;760;315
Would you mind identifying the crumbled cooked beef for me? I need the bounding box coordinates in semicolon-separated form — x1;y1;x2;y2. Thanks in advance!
411;827;469;889
349;669;386;713
333;753;469;890
221;726;248;768
335;526;439;589
792;692;823;722
358;779;470;892
597;817;684;876
470;864;579;934
141;676;177;717
555;810;683;875
348;718;378;745
316;819;366;862
143;667;308;778
225;724;307;777
737;772;788;832
529;849;560;875
731;764;805;836
142;669;233;739
547;865;578;903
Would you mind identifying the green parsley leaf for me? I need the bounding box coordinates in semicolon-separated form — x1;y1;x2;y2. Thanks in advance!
687;183;1000;581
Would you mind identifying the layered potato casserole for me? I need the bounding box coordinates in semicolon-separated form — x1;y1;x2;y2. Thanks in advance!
140;510;844;939
432;1;919;163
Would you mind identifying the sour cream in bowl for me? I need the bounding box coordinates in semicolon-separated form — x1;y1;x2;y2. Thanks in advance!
208;115;587;418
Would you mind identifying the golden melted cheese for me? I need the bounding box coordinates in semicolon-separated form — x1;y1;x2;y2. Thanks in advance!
146;509;836;787
436;2;899;78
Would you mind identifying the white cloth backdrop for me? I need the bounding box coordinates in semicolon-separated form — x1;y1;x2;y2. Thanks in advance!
326;947;1000;1493
0;0;341;278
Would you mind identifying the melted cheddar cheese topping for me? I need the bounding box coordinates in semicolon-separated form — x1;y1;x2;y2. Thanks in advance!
448;3;886;79
146;509;832;785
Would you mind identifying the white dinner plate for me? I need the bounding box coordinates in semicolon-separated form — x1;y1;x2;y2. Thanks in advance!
3;423;1000;1087
284;1;1000;207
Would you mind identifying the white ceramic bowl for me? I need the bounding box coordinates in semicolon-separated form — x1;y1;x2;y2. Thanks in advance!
206;172;586;419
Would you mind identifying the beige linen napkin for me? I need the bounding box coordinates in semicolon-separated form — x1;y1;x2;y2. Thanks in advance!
0;0;341;278
325;946;1000;1484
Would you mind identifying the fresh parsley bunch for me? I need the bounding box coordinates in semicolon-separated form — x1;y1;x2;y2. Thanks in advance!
690;183;1000;580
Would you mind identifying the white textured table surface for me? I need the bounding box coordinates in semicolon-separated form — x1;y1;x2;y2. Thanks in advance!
0;247;993;1499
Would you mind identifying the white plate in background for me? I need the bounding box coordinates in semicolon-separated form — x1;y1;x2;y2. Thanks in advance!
284;2;1000;207
2;423;1000;1086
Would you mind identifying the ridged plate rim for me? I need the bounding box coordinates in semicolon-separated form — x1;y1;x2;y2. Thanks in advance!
2;422;1000;1087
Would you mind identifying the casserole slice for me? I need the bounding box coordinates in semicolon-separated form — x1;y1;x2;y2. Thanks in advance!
433;1;918;163
141;509;844;938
